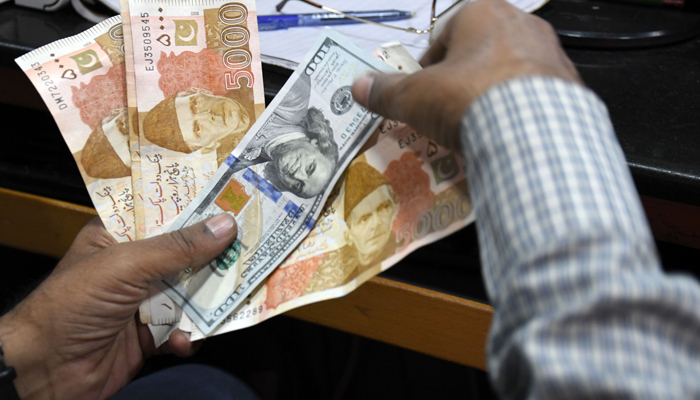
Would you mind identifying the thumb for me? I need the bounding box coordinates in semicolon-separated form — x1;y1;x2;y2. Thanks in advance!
352;73;413;123
117;213;238;285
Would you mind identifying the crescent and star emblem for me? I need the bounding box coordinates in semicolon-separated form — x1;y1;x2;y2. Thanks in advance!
174;20;198;46
70;50;103;75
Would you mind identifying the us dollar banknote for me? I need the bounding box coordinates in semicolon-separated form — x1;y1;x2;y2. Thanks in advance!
127;0;265;239
178;120;474;339
158;28;396;334
16;17;137;242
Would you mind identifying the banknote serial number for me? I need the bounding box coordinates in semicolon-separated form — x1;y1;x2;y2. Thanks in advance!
397;131;422;149
30;63;67;110
139;13;155;71
221;305;263;324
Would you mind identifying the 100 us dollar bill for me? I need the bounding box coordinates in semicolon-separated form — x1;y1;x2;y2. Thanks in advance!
158;28;395;334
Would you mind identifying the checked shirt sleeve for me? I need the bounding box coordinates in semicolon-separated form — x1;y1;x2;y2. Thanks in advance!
461;77;700;399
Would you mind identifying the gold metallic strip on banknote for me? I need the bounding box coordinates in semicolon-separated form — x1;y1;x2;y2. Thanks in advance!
16;16;136;243
127;0;265;239
184;121;474;339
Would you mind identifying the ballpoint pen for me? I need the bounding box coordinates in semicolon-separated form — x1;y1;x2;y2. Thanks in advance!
257;10;415;31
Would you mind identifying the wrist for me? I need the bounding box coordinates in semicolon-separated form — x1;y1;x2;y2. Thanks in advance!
0;306;55;400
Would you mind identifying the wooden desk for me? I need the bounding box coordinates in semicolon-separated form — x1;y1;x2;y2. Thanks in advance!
0;186;493;370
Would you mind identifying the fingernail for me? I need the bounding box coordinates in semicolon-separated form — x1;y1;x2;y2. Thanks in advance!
352;75;374;105
206;213;235;238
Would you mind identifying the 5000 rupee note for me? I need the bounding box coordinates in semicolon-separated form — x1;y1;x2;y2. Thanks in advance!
159;28;395;335
127;0;265;328
128;0;265;238
16;16;136;242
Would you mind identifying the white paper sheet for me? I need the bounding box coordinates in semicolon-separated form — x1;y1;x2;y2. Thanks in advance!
259;0;548;69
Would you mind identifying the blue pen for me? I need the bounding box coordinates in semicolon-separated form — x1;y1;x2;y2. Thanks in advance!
257;10;415;31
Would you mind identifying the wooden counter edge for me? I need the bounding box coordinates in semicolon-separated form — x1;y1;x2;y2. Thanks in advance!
0;187;97;258
0;186;493;369
287;277;492;369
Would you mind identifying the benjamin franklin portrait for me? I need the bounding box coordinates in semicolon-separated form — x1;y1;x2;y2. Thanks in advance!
233;75;339;199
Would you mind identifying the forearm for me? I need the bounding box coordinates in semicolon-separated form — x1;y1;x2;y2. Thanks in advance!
462;77;700;398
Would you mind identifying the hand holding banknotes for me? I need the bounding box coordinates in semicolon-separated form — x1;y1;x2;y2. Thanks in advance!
352;0;581;149
0;214;237;400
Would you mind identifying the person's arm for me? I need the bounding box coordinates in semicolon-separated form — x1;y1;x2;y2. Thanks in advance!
351;0;700;397
462;76;700;398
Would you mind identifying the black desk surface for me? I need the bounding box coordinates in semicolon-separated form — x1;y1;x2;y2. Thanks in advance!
0;0;698;304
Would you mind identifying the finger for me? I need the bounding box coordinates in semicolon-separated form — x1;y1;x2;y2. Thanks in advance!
137;321;202;359
351;73;412;122
419;36;447;68
420;10;455;68
161;329;203;358
136;317;157;359
59;218;117;269
420;0;475;67
114;213;238;285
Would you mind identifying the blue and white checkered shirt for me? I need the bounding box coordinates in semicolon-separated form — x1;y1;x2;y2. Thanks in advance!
461;77;700;399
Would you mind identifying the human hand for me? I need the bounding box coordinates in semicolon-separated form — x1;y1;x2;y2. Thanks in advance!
352;0;581;149
0;213;237;400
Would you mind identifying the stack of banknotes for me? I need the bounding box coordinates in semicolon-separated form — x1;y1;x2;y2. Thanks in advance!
16;0;475;343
